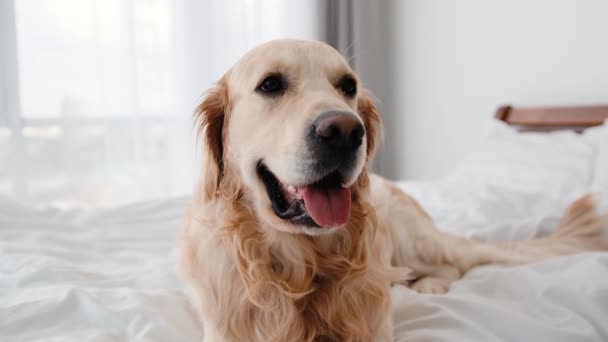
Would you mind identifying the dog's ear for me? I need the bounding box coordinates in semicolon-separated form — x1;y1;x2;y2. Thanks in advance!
195;76;230;201
357;89;383;160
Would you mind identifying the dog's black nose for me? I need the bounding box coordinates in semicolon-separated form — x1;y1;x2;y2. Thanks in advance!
313;111;365;151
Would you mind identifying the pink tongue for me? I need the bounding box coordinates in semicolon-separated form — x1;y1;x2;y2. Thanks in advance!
302;186;351;228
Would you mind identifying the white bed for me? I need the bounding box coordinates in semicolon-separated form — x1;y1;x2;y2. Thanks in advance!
1;119;608;341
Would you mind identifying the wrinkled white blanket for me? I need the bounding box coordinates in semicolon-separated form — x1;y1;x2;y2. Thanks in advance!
2;186;607;341
0;197;202;342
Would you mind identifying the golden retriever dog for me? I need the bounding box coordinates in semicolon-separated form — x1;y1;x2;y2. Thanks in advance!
179;39;608;342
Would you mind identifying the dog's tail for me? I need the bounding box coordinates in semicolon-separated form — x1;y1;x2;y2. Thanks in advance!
488;194;608;264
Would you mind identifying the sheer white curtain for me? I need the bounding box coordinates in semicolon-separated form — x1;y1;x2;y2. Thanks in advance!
0;0;325;208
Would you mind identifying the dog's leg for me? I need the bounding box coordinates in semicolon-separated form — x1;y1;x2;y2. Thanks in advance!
409;265;460;294
386;183;608;294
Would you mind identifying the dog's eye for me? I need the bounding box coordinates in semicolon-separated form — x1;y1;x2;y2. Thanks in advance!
338;76;357;97
256;74;286;96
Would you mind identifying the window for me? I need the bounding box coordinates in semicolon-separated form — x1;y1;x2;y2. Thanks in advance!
16;0;173;118
1;0;179;207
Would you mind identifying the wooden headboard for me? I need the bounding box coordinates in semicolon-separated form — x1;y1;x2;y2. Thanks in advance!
495;105;608;131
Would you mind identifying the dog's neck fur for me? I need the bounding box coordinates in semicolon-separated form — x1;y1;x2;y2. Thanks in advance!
195;170;393;342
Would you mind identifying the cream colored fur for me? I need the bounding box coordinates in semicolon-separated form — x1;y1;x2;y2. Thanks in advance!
178;39;608;342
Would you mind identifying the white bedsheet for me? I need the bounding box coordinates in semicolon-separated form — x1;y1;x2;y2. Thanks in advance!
1;187;608;341
0;197;202;342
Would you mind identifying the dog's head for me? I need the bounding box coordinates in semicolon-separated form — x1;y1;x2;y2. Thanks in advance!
196;39;381;235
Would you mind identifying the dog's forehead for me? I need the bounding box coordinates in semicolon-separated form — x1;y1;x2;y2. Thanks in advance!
231;39;351;82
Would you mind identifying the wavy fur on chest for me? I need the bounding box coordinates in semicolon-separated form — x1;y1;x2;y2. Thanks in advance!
181;177;395;342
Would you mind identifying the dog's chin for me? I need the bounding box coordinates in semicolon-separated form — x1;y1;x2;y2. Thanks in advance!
259;210;344;236
256;161;356;235
297;225;343;236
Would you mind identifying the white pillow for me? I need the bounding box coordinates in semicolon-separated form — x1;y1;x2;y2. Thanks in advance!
583;120;608;211
399;120;595;241
403;121;593;240
449;120;594;209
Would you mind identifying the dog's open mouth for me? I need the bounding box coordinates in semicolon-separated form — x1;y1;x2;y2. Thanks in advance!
257;163;351;228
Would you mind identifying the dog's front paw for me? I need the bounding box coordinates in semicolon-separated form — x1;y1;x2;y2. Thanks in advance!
410;276;450;294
